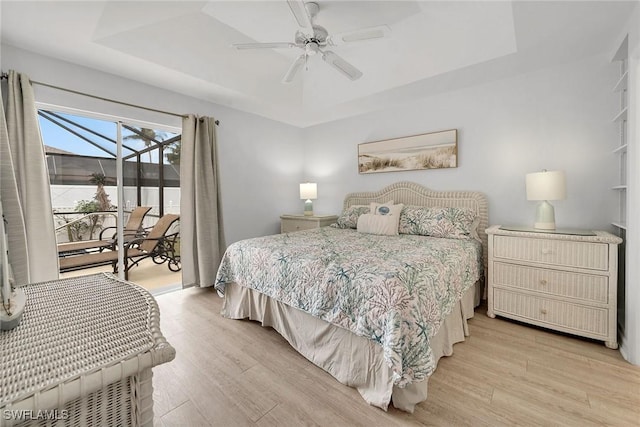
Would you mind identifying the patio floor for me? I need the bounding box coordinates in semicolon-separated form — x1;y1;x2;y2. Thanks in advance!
60;257;182;295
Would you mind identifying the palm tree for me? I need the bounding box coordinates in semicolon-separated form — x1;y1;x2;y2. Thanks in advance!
87;172;114;239
165;140;181;165
89;172;113;212
123;127;167;163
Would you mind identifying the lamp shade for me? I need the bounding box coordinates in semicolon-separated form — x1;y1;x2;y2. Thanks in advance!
300;183;317;200
526;170;566;201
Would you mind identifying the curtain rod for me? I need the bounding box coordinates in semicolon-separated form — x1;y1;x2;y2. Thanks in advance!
1;71;220;126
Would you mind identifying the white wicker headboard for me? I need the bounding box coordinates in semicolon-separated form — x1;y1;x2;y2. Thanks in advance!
343;181;489;271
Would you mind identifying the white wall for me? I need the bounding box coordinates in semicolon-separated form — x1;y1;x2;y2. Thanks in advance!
303;53;619;233
1;44;304;244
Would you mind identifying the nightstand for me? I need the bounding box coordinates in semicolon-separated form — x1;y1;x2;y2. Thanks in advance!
486;225;622;349
280;214;338;233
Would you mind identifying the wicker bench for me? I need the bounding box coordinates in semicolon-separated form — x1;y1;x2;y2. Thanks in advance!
0;273;176;426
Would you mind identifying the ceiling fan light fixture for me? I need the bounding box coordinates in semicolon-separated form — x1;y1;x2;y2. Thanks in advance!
305;42;319;55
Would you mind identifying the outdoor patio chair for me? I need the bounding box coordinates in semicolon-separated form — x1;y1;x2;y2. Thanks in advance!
59;214;180;280
57;206;152;256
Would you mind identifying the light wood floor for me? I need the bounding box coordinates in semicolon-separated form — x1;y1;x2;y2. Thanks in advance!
153;288;640;427
60;257;181;292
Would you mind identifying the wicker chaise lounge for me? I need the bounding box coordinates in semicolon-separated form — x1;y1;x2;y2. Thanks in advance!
59;214;180;280
57;206;152;255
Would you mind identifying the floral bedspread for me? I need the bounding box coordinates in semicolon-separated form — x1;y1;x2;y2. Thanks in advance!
214;227;482;386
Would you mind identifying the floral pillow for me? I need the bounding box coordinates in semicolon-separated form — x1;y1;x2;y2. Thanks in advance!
332;205;370;229
399;206;478;240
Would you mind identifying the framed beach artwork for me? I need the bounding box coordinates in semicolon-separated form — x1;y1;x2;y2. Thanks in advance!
358;129;458;174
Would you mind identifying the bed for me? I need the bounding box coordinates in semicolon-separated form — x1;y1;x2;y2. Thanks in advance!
214;181;488;413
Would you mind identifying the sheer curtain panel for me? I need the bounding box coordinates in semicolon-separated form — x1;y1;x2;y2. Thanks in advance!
0;70;59;284
180;115;225;287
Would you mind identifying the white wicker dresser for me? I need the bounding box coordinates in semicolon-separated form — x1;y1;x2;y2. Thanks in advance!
486;225;622;349
0;273;175;426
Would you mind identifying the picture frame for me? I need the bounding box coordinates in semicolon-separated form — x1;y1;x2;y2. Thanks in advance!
358;129;458;174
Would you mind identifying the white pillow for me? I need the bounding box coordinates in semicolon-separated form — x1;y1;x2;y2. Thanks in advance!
370;200;400;216
357;213;399;236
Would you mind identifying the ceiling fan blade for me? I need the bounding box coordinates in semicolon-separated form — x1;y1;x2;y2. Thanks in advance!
282;54;306;83
232;42;297;50
327;25;391;46
287;0;313;30
322;50;362;81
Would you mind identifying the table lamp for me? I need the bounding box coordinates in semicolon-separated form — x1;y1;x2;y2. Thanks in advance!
526;170;566;230
300;183;317;216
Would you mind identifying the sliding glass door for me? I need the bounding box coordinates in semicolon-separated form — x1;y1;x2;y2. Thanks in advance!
38;107;181;289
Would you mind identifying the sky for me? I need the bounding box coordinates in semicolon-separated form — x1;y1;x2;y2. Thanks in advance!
38;110;179;164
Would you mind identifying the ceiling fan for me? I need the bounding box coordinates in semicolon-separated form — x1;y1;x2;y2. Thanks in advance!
232;0;390;83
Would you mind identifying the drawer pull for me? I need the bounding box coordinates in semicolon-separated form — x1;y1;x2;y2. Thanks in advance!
540;308;548;315
539;279;547;286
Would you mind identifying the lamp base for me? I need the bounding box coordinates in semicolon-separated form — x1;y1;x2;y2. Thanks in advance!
534;200;556;230
304;199;313;216
534;221;556;230
1;287;26;330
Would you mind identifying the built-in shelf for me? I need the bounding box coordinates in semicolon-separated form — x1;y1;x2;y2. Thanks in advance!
611;34;628;338
614;71;628;92
613;107;628;123
612;35;629;62
613;144;628;154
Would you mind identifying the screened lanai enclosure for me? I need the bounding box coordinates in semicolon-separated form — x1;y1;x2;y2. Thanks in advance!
40;110;180;215
39;109;182;284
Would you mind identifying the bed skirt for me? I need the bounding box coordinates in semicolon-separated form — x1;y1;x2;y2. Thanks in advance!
221;281;479;413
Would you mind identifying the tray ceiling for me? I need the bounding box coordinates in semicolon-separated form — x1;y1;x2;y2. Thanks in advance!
1;1;636;127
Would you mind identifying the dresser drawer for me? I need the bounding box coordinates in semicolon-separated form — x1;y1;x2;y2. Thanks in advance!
281;219;318;233
493;288;608;336
493;236;608;271
493;262;608;303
